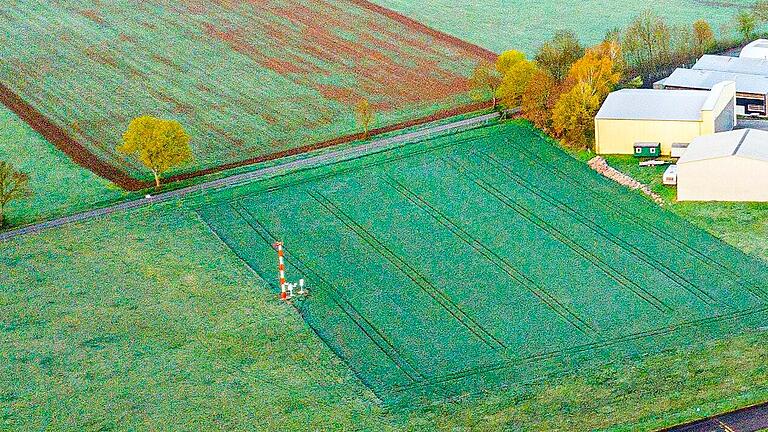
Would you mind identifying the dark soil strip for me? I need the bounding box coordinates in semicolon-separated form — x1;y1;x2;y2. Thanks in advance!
0;82;147;190
0;72;492;191
0;0;497;191
161;101;494;185
349;0;499;61
662;400;768;432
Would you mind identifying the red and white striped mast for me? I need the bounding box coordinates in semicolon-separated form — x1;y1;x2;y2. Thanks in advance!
273;241;306;301
274;241;289;300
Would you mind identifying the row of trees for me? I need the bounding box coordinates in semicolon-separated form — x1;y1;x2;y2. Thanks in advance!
469;8;767;150
471;31;622;149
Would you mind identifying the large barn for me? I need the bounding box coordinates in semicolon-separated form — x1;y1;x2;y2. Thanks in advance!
594;81;736;156
677;128;768;202
655;68;768;116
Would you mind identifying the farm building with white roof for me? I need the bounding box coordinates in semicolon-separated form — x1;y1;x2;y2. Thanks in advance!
692;54;768;77
677;129;768;202
740;39;768;59
594;81;736;156
655;68;768;116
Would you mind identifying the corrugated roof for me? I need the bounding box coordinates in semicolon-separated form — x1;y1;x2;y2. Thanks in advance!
693;55;768;77
663;68;768;95
678;129;768;163
595;89;710;121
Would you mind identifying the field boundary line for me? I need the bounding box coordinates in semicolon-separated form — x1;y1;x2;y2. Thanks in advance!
0;81;144;190
382;174;597;335
232;203;426;383
503;137;768;301
445;156;673;314
305;189;508;352
391;304;768;395
478;152;722;307
225;127;499;207
348;0;499;62
194;206;390;403
0;111;506;242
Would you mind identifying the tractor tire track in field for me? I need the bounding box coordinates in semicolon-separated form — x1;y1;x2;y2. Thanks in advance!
381;174;597;335
195;210;400;401
392;303;768;395
444;156;673;314
305;189;508;353
192;208;365;406
479;152;720;307
503;137;768;300
232;203;425;383
229;126;498;205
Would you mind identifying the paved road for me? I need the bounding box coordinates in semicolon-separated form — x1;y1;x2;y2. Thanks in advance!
0;110;508;242
664;402;768;432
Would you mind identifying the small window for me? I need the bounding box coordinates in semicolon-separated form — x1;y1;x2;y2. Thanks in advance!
635;148;642;154
650;148;656;154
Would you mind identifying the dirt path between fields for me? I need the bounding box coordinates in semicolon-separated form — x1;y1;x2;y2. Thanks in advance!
0;109;510;242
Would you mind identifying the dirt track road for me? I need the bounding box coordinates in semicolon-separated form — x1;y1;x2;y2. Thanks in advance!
0;110;507;242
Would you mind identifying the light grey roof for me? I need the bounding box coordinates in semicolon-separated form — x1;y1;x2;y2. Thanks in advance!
693;55;768;77
595;89;710;121
663;68;768;95
741;39;768;58
678;129;768;164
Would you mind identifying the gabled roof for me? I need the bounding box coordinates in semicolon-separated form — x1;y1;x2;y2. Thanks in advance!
663;68;768;95
678;129;768;164
693;55;768;77
595;89;710;121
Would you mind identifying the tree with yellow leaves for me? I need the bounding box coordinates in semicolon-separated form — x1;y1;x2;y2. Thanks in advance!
495;50;527;76
521;69;560;132
355;99;375;139
552;82;602;149
118;115;192;188
497;58;539;109
0;161;32;227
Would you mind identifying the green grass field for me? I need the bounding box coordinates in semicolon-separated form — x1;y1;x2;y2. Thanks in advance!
604;155;768;263
190;122;768;406
4;122;768;430
0;106;126;227
369;0;753;54
0;0;490;183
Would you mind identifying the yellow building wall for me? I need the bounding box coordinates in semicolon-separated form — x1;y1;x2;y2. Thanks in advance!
678;157;768;202
594;118;705;155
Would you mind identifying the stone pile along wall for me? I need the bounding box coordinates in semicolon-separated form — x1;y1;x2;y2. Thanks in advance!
588;156;665;206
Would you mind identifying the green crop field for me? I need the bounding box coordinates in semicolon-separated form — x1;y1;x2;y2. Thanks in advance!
0;0;492;186
369;0;754;55
0;106;126;227
191;122;768;406
4;122;768;430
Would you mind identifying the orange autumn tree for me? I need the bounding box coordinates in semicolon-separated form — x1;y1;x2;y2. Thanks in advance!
521;69;560;132
552;40;623;149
